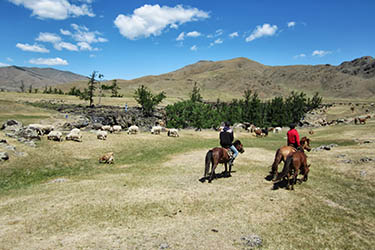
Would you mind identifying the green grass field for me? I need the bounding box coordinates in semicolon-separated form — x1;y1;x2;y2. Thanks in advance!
0;93;374;249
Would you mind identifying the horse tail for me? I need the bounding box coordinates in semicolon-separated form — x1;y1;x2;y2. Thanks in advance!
274;154;293;182
271;149;281;170
204;150;213;177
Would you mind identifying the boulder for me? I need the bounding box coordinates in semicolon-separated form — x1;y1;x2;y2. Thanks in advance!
1;120;22;130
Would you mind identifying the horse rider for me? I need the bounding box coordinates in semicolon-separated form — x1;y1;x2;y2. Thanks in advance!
219;121;239;166
287;123;300;149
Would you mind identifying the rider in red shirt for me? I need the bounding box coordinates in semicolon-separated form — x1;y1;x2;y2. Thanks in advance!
287;123;300;148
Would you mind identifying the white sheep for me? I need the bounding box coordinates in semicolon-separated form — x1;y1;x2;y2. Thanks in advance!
167;128;180;137
274;127;282;133
151;125;162;135
66;128;82;142
47;131;63;142
112;125;122;133
28;124;55;135
101;125;113;133
127;125;139;134
97;130;108;140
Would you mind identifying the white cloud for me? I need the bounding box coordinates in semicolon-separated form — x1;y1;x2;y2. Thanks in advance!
0;62;10;67
36;32;61;43
215;29;223;36
54;42;78;51
6;57;13;62
170;23;178;29
176;32;185;41
60;29;72;36
77;41;98;51
190;45;198;51
312;50;331;57
246;23;278;42
214;38;223;44
114;4;209;40
16;43;49;53
229;32;238;38
9;0;95;20
294;53;306;59
29;57;68;65
288;21;296;28
70;24;108;43
186;31;201;37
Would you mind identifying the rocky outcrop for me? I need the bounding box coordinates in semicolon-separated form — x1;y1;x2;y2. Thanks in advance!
337;56;375;79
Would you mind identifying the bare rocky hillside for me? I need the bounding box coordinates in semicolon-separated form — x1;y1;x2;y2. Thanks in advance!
0;66;87;92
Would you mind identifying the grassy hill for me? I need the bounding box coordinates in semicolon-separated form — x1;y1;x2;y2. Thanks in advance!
57;56;375;101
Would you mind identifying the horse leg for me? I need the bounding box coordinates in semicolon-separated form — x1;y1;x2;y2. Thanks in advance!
228;162;232;176
209;163;217;183
292;169;299;190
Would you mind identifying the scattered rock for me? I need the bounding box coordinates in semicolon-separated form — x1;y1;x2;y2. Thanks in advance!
48;178;68;184
341;159;353;164
0;152;9;161
360;157;374;163
336;154;346;158
211;229;219;233
241;234;262;248
312;144;338;152
159;243;169;249
1;120;23;130
360;170;367;177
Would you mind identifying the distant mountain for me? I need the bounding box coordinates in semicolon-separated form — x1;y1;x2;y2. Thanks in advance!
110;56;375;100
0;66;88;92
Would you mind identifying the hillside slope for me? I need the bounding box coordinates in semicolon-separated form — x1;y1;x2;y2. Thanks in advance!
0;66;87;92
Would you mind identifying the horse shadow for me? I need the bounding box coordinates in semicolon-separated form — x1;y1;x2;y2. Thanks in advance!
264;172;289;190
199;171;237;183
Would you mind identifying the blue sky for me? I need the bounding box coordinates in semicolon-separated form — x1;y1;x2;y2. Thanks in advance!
0;0;374;80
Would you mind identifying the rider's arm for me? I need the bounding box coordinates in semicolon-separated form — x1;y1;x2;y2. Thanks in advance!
295;130;300;146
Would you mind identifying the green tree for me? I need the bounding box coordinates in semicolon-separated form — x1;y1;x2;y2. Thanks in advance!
110;79;122;97
81;71;103;107
28;84;33;93
190;82;202;102
20;81;25;93
134;85;166;116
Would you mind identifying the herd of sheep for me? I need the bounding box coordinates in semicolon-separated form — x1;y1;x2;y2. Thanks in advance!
27;123;180;142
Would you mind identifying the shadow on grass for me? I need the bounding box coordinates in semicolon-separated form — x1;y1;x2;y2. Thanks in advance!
198;170;237;183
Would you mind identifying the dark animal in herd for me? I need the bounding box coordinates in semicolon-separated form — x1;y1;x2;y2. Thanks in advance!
354;117;370;125
204;140;244;183
270;137;311;181
273;147;310;190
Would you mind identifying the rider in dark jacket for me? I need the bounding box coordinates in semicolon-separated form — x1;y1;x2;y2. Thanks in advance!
219;122;238;166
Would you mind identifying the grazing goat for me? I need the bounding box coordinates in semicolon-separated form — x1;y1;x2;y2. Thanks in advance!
99;152;114;164
127;125;139;134
66;128;82;142
97;130;108;140
47;131;63;142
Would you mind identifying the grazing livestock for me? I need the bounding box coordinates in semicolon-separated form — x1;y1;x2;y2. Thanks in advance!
151;125;162;135
112;125;122;133
274;127;282;133
97;130;108;140
47;131;63;142
99;152;114;164
167;128;180;137
28;124;54;135
127;125;139;134
101;125;113;133
66;128;82;142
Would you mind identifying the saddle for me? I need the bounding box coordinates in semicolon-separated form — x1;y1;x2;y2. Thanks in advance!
226;148;234;159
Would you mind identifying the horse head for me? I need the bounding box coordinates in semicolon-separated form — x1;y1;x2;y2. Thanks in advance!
233;140;245;153
300;137;311;152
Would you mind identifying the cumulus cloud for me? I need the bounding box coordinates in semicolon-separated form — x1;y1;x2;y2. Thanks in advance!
70;24;108;44
60;29;72;36
209;38;223;47
312;50;331;57
229;32;238;38
36;32;61;43
246;23;278;42
114;4;209;40
288;21;296;28
176;32;185;41
0;62;10;67
29;57;68;65
293;53;306;59
54;42;78;51
190;45;198;51
186;31;201;37
16;43;49;53
8;0;95;20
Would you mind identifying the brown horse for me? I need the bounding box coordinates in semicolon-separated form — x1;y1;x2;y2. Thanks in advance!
273;148;310;190
204;140;244;183
270;137;311;180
